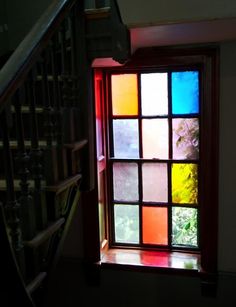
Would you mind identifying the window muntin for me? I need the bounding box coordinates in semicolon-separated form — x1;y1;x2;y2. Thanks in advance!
109;71;200;250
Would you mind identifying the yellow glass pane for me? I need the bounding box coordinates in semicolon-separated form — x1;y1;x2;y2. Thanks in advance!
111;74;138;116
172;163;198;204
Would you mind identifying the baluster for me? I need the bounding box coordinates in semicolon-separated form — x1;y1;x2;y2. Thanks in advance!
59;20;75;143
50;36;68;180
41;51;58;184
14;89;36;240
28;70;47;229
0;108;25;274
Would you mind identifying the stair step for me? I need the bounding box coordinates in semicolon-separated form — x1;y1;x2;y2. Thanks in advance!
0;140;57;148
45;173;82;194
85;7;110;19
11;105;43;113
24;218;65;248
26;272;47;295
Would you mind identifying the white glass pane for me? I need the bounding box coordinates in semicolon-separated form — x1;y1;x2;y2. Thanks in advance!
141;73;168;116
142;119;169;159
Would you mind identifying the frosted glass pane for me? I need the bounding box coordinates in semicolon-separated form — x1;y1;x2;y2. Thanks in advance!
113;119;139;158
142;119;168;159
172;118;199;160
172;163;198;204
172;71;199;114
141;73;168;115
172;207;198;247
113;162;138;201
142;207;168;245
114;204;139;244
111;74;138;116
142;163;168;202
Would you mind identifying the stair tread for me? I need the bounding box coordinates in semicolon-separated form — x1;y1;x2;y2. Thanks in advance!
85;7;110;20
26;271;47;294
64;139;88;151
24;218;65;248
45;173;82;194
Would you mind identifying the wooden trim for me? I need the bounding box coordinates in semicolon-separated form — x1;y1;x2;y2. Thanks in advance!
26;272;47;295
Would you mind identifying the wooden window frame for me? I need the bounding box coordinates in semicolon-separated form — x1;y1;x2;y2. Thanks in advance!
88;46;219;280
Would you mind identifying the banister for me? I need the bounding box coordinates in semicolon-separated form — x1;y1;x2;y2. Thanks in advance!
0;0;78;112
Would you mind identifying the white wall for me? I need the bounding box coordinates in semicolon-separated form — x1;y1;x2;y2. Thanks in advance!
117;0;236;26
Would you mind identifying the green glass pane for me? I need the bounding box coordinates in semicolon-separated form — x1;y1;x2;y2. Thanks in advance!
114;204;139;244
172;163;198;204
172;207;198;247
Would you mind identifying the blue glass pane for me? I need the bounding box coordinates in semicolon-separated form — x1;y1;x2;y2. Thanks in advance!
172;71;199;115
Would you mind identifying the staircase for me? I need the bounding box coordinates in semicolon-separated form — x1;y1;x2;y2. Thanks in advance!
0;0;130;306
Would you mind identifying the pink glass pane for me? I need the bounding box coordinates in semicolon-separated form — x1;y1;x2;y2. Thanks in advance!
142;163;168;202
142;119;169;159
172;118;199;160
141;73;168;116
113;162;138;201
142;207;168;245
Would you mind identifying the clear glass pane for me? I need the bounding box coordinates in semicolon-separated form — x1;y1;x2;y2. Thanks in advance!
141;73;168;115
142;163;168;202
113;162;138;201
172;118;199;160
142;119;169;159
172;207;198;247
172;71;199;115
142;207;168;245
172;163;198;204
113;119;139;158
111;74;138;116
114;204;139;244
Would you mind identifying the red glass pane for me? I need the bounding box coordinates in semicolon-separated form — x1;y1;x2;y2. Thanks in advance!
111;74;138;116
142;207;168;245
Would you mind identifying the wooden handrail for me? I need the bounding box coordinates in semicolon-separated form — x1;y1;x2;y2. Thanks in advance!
0;0;78;112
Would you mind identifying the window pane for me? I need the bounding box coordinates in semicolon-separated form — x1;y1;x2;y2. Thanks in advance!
111;74;138;116
172;163;198;204
113;162;138;201
113;119;139;158
114;204;139;244
141;73;168;115
142;207;168;245
142;163;168;202
172;71;199;114
172;207;198;247
142;119;169;159
172;118;199;160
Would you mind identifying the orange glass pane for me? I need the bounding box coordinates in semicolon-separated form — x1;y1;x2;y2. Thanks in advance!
111;74;138;116
142;207;168;245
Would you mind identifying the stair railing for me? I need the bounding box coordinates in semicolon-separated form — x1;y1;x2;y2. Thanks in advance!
0;0;88;305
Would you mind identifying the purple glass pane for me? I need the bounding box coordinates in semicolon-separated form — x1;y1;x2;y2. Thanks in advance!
113;119;139;158
113;162;139;201
142;163;168;202
172;118;199;160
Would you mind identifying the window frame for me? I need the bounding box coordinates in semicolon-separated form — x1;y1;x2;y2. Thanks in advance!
91;46;219;277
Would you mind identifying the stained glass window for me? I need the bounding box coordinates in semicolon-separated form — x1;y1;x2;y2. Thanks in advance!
110;70;200;250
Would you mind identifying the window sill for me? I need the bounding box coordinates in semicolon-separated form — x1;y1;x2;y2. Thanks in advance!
101;248;202;276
